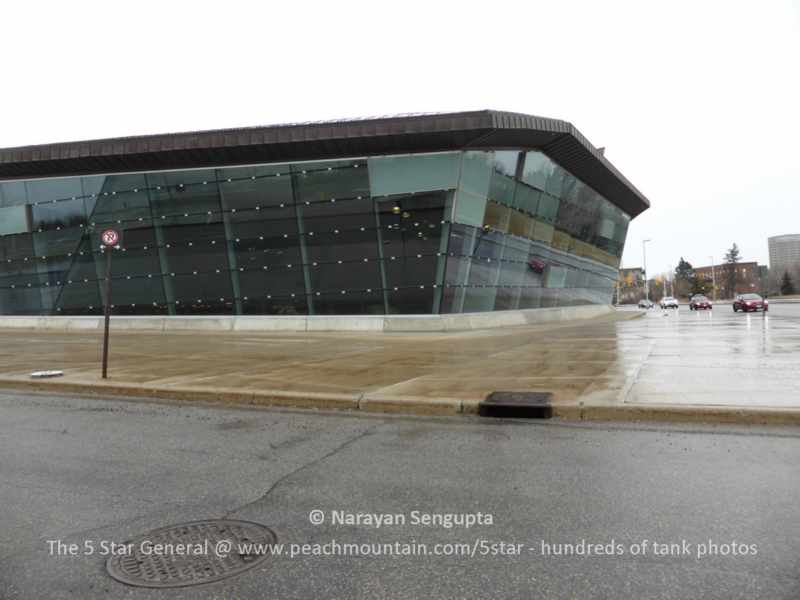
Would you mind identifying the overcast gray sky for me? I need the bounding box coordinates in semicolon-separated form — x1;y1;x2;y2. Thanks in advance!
2;0;798;277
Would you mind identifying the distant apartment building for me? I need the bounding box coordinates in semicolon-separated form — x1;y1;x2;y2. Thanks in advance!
768;234;800;280
694;261;761;297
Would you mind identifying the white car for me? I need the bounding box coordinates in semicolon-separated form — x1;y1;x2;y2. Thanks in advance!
660;296;679;309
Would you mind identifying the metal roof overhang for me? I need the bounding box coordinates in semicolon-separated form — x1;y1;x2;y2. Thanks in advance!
0;110;650;217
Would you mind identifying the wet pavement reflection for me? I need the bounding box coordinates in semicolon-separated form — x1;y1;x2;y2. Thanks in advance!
611;302;800;408
0;303;798;411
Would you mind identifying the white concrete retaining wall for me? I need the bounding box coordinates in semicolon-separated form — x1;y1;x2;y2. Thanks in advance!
0;305;613;333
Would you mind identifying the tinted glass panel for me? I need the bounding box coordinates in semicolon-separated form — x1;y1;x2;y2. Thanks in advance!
0;205;30;235
378;193;445;314
0;181;27;208
369;153;460;197
0;149;631;316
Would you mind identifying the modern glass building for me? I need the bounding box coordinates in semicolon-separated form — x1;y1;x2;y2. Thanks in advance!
0;111;649;317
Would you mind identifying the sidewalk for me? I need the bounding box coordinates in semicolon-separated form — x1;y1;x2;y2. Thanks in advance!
1;309;798;424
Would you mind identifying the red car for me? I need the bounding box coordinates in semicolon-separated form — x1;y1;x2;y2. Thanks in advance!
689;295;712;310
527;258;547;274
732;293;769;312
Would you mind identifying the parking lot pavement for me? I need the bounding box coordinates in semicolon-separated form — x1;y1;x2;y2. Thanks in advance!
1;391;798;599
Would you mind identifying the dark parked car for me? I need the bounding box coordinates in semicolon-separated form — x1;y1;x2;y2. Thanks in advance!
638;299;654;309
689;295;713;310
732;293;769;312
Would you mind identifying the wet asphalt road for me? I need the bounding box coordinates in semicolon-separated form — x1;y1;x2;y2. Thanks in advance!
1;391;799;599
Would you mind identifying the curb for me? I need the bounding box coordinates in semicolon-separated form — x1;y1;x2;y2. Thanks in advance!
1;378;798;425
553;403;800;426
0;378;465;415
359;395;463;415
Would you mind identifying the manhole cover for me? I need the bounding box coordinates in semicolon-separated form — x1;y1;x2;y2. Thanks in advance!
106;519;276;588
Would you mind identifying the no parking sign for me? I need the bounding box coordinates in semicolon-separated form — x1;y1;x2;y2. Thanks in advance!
101;228;120;248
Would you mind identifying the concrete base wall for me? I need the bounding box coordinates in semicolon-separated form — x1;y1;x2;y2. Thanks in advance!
0;305;613;333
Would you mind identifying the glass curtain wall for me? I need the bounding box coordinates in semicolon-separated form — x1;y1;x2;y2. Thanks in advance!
440;149;628;312
0;149;629;316
0;155;453;316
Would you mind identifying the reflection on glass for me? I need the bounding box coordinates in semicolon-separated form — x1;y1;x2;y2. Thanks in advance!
378;193;445;314
0;205;30;235
0;149;630;316
369;153;460;197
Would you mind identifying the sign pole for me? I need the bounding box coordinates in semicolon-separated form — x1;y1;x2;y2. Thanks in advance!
99;228;120;379
101;247;113;379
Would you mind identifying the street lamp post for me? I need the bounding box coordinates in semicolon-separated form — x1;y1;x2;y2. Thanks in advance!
709;255;717;301
643;239;652;302
668;267;674;297
670;264;676;297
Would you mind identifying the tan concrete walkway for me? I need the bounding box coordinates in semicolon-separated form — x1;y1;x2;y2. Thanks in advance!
1;307;799;424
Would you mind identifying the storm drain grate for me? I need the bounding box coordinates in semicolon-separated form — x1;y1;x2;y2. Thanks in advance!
479;391;553;419
106;519;276;588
